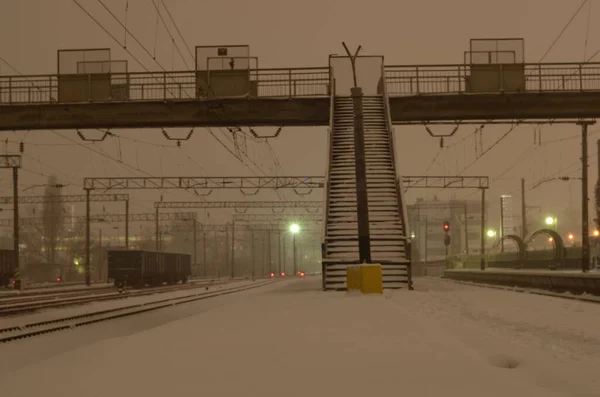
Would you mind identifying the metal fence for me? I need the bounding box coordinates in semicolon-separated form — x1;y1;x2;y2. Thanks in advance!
4;62;600;103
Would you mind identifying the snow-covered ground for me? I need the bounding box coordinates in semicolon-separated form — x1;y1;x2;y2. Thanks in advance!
1;276;599;396
0;279;247;329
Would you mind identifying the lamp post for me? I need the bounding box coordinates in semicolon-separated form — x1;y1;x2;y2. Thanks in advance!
290;223;300;275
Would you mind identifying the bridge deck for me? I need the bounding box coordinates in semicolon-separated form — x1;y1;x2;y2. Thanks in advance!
1;63;600;130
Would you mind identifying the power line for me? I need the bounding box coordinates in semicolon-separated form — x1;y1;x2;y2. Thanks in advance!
150;0;191;70
159;0;195;63
539;0;589;62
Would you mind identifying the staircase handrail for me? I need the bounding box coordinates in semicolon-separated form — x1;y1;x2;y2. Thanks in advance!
321;67;335;266
381;62;413;286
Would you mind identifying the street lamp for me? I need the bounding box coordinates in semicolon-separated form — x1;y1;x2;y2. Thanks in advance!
486;229;497;238
289;223;300;275
545;216;558;231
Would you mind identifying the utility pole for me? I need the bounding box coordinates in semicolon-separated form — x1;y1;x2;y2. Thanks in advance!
521;178;527;239
578;120;596;272
499;197;505;253
342;41;371;264
267;230;272;275
192;219;197;270
85;188;91;286
1;156;22;290
480;188;486;271
230;221;235;278
202;231;207;277
278;230;282;275
463;203;469;256
125;199;129;250
155;206;160;251
251;231;255;280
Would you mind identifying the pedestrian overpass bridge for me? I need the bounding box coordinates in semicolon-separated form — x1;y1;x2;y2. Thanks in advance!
2;41;600;131
2;39;597;290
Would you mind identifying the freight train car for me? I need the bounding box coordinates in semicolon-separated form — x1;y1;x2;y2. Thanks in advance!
0;249;15;287
107;250;191;288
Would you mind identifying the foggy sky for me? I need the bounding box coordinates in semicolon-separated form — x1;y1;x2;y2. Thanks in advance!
0;0;597;238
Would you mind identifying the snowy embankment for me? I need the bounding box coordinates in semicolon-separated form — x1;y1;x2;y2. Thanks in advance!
0;276;598;396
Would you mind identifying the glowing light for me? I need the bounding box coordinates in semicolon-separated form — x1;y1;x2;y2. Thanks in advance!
486;229;496;238
545;216;555;225
289;223;300;234
594;230;599;237
548;237;553;242
568;233;574;240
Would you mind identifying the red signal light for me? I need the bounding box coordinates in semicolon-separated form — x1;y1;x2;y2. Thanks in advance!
56;277;61;282
443;221;450;232
270;272;275;278
281;272;286;277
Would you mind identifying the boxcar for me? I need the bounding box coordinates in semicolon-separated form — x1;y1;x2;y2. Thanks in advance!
0;249;15;287
107;250;191;288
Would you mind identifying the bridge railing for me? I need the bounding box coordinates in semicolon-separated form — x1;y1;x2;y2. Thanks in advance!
6;62;600;103
384;62;600;95
0;67;330;104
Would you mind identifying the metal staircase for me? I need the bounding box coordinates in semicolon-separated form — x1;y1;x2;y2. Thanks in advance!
321;71;412;290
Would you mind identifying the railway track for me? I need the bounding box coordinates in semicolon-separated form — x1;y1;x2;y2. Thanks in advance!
436;277;600;304
0;279;229;316
0;279;277;344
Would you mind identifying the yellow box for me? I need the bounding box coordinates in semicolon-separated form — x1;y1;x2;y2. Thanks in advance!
346;265;362;292
359;264;383;294
345;264;383;294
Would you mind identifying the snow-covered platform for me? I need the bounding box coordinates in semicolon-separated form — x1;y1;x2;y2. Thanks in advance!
445;268;600;295
1;276;599;396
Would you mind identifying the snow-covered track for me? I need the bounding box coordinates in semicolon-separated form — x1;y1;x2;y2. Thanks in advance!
0;279;277;343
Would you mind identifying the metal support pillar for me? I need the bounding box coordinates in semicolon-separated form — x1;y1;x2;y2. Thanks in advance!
225;223;230;278
277;230;282;275
351;86;372;263
500;197;505;253
230;221;235;278
213;230;219;279
292;233;297;274
85;188;91;286
463;203;469;255
193;219;197;269
480;188;486;271
521;178;527;239
202;232;207;277
155;207;159;251
125;199;129;250
282;232;286;274
267;230;272;274
12;167;21;290
251;231;255;280
579;120;596;272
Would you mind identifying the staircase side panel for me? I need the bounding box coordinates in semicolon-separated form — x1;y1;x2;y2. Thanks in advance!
321;70;336;290
381;63;413;289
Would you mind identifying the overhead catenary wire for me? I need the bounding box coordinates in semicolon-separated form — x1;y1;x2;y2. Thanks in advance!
539;0;589;62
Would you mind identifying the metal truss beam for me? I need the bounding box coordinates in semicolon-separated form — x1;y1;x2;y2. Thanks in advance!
402;176;489;189
83;176;325;191
0;193;130;205
154;200;323;209
232;213;323;222
0;155;22;168
0;212;196;227
194;223;321;233
408;203;467;210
